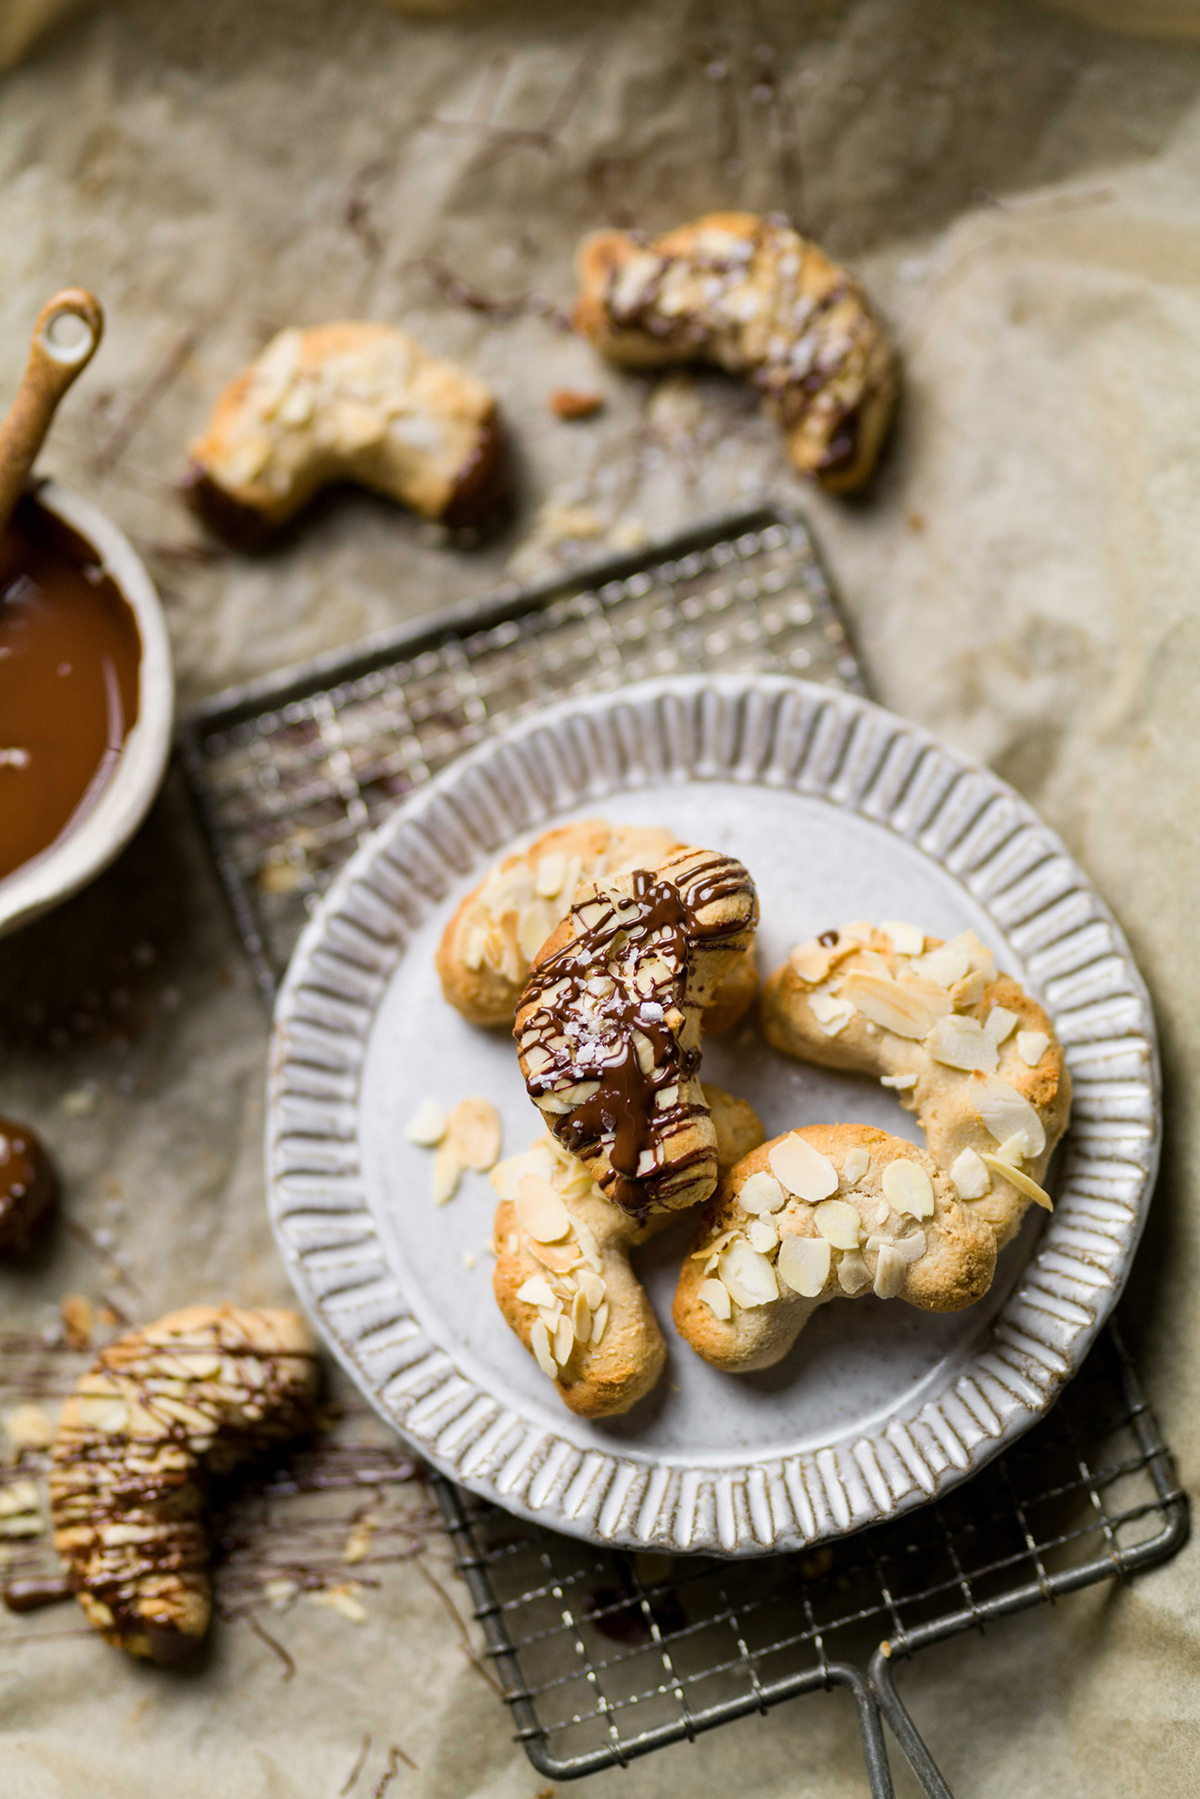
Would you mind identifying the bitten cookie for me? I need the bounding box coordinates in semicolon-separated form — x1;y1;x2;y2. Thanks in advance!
515;844;759;1217
184;322;504;545
437;818;758;1033
49;1305;318;1661
761;922;1072;1248
574;211;896;492
493;1083;764;1416
674;1125;996;1373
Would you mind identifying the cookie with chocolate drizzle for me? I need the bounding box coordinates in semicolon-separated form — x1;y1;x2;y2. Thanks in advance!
514;844;758;1218
49;1305;317;1661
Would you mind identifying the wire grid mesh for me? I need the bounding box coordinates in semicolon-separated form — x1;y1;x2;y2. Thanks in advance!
178;505;859;998
179;508;1184;1793
437;1325;1184;1784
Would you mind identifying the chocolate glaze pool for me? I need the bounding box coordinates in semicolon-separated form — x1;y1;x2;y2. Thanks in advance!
0;492;141;884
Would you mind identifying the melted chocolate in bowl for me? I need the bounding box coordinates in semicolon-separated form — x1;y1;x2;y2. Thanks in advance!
0;494;141;884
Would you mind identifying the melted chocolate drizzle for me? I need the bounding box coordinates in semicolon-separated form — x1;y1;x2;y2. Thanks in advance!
516;852;755;1216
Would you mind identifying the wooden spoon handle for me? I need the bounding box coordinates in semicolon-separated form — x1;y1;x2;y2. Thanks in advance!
0;289;104;538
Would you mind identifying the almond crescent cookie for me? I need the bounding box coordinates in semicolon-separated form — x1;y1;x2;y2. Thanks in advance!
515;845;759;1218
574;211;896;493
674;1124;996;1373
437;818;758;1032
184;322;504;546
761;922;1072;1249
49;1305;318;1661
493;1084;764;1416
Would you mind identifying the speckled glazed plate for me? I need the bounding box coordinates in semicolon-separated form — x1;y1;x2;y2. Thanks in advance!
266;675;1159;1555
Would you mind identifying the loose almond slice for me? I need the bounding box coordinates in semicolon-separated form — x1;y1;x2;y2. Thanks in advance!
842;1147;871;1186
881;921;926;957
1016;1030;1050;1067
873;1244;906;1298
530;1319;557;1379
881;1160;934;1219
776;1234;830;1298
838;1252;872;1294
739;1171;788;1215
515;1175;572;1243
768;1136;839;1203
813;1199;861;1250
925;1015;999;1074
719;1239;779;1308
839;972;938;1039
981;1154;1053;1211
984;1005;1019;1045
973;1075;1046;1158
949;1146;991;1199
698;1278;733;1320
406;1098;447;1147
432;1144;460;1206
446;1097;503;1172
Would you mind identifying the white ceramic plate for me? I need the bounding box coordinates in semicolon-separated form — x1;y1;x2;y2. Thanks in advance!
267;675;1159;1555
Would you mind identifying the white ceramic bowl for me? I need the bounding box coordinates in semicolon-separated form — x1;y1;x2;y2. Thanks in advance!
0;480;174;937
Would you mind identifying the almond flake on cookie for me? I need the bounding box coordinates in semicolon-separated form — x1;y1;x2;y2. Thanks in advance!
768;1135;838;1202
776;1234;831;1297
881;1159;935;1219
1017;1030;1050;1067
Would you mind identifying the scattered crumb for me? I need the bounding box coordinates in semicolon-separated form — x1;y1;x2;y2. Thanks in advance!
342;1514;380;1565
60;1294;94;1351
462;1250;477;1272
60;1086;98;1116
262;1577;300;1611
534;501;602;546
406;1098;447;1147
906;511;926;532
308;1582;368;1624
4;1404;53;1453
432;1142;460;1207
550;388;604;420
609;519;648;552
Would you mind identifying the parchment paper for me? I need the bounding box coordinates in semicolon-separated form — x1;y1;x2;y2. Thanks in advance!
1;2;1199;1794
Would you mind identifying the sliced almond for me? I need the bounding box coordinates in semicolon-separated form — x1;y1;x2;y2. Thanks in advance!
432;1143;460;1206
1016;1030;1050;1067
516;1274;557;1308
809;991;855;1035
952;930;997;983
925;1015;999;1074
447;1097;502;1172
881;1159;935;1219
789;940;838;984
950;969;987;1009
867;1229;926;1264
747;1218;779;1254
813;1199;861;1250
690;1228;740;1261
739;1171;788;1216
577;1268;607;1310
838;1252;872;1294
491;1146;552;1200
515;1175;572;1243
776;1234;830;1298
881;921;925;957
529;1239;581;1273
984;1005;1019;1045
519;899;561;962
840;972;937;1039
698;1277;733;1320
656;1083;680;1111
632;1030;656;1075
571;1289;592;1344
880;1073;917;1090
591;1301;609;1346
406;1098;447;1147
950;1147;991;1200
530;1319;557;1379
768;1135;839;1203
462;927;488;972
841;1146;871;1186
980;1154;1054;1211
553;1314;575;1366
873;1244;907;1299
910;943;970;989
535;853;568;898
973;1075;1046;1158
571;1216;604;1272
718;1239;779;1308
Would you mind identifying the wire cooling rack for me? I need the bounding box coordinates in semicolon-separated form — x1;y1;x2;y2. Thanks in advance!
179;507;1186;1796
